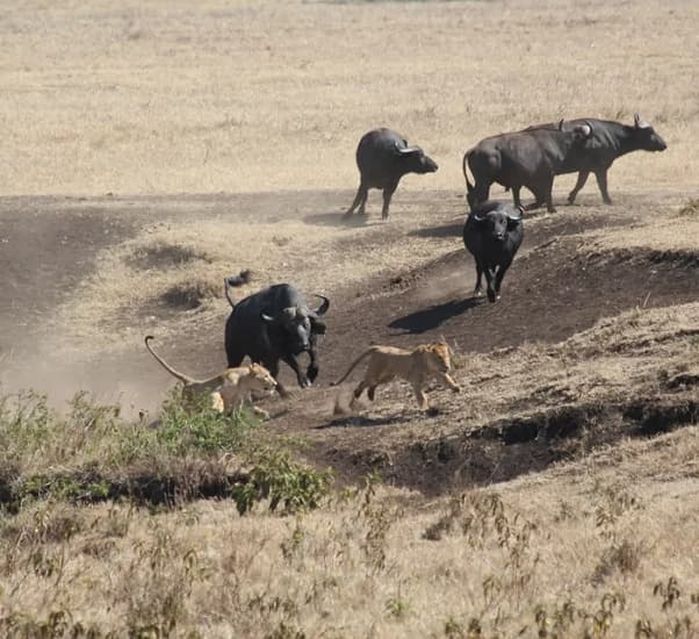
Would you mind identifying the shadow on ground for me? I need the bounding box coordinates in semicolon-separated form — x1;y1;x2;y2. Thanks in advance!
388;297;481;334
302;210;385;228
409;222;463;238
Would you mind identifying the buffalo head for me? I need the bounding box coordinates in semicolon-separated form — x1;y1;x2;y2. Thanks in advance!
394;143;439;174
632;113;667;152
472;206;523;242
261;294;329;354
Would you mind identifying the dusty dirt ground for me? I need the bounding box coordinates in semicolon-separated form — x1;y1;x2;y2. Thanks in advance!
1;188;696;488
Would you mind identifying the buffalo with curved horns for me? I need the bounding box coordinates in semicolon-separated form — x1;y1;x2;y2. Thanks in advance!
345;127;438;220
224;275;330;396
463;120;593;213
462;201;524;303
544;114;667;205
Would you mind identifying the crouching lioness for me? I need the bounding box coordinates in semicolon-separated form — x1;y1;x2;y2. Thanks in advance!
332;342;461;409
145;336;277;419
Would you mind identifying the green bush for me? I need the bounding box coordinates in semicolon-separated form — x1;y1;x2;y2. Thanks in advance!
0;390;332;515
232;448;332;515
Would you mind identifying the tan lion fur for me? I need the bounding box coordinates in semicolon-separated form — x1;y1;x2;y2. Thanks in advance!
332;342;461;409
144;336;277;419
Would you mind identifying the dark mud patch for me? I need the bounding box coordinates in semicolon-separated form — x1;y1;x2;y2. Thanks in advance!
317;240;699;382
316;395;698;495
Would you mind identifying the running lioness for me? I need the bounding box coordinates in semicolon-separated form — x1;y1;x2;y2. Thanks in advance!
145;336;277;419
332;342;461;409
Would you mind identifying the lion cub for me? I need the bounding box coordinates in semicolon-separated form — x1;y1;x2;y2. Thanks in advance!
332;342;461;410
145;336;277;419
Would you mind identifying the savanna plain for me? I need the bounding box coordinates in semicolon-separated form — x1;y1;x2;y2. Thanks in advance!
0;1;698;637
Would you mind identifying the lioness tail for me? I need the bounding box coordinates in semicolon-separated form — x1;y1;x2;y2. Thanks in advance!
144;335;198;385
331;347;376;386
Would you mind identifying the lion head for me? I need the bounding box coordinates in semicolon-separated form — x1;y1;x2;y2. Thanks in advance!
246;363;278;397
416;342;452;373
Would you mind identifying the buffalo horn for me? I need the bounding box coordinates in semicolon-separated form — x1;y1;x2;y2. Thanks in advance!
312;294;330;316
557;118;565;131
581;121;593;137
395;143;420;155
634;112;640;127
261;312;275;322
472;213;486;222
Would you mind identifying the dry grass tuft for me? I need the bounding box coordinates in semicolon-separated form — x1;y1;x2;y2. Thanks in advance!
159;278;220;310
126;241;211;270
678;198;699;217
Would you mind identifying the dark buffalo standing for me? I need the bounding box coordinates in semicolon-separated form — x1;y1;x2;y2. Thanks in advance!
543;114;667;204
224;278;330;396
462;201;524;303
345;127;438;220
463;121;593;213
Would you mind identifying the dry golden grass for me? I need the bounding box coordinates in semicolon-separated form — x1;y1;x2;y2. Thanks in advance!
1;0;697;197
1;440;697;637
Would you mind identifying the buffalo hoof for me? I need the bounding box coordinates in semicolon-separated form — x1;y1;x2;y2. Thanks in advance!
473;288;483;298
487;290;497;303
307;364;319;383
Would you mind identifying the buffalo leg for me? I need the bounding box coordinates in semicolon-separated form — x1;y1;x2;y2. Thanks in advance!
542;178;556;213
511;185;522;209
281;353;310;388
567;171;589;204
484;267;497;303
381;182;398;220
524;185;545;211
594;169;612;205
494;258;513;299
473;258;484;297
345;181;368;217
306;347;319;384
226;345;245;368
476;181;491;207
